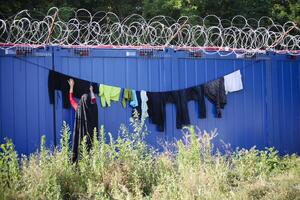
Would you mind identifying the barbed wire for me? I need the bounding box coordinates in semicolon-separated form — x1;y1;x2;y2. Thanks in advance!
1;7;300;55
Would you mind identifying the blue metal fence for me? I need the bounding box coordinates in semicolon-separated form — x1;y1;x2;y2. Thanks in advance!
0;46;299;155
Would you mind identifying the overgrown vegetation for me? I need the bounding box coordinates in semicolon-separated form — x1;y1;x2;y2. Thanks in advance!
0;115;299;200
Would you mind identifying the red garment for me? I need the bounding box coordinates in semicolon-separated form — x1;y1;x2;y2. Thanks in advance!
69;93;78;110
68;93;97;111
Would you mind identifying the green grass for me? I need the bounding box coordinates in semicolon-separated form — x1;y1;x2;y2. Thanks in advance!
0;115;300;200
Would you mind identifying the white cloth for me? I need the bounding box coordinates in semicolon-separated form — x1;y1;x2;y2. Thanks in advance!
140;90;149;119
224;70;243;94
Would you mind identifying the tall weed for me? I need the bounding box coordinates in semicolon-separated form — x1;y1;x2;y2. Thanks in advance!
0;117;299;200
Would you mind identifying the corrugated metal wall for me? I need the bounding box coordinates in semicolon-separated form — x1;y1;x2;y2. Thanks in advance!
0;46;299;155
0;48;54;154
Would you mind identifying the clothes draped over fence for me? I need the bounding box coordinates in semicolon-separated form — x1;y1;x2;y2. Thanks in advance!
48;69;243;132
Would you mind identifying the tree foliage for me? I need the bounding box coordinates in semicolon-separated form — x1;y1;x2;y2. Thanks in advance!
0;0;299;24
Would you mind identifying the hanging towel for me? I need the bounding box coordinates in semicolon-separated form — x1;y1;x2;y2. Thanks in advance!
129;90;138;108
140;90;149;119
121;89;133;108
99;84;121;107
224;70;243;94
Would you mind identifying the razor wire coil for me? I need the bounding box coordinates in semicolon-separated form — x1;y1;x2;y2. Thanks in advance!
0;7;300;55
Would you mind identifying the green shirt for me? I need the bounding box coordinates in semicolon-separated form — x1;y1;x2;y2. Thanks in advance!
99;84;121;107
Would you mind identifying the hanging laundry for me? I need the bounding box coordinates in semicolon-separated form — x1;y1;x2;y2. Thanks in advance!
147;90;190;132
185;85;206;118
98;84;121;107
140;90;149;119
121;89;133;108
147;92;164;131
72;93;98;162
131;91;142;118
48;69;240;134
224;70;243;94
147;76;230;131
67;78;98;162
204;77;227;118
129;90;138;108
48;70;99;108
167;90;190;130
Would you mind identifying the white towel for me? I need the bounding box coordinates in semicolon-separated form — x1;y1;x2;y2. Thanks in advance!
140;90;149;119
224;70;243;94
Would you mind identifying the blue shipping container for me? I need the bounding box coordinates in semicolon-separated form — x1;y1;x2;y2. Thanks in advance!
0;46;299;155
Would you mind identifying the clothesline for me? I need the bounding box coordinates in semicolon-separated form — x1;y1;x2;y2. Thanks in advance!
15;55;262;84
18;54;245;131
49;69;241;96
47;63;245;161
15;56;54;71
48;67;243;132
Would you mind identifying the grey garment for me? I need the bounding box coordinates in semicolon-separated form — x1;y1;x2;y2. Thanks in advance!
204;77;227;118
72;94;98;162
